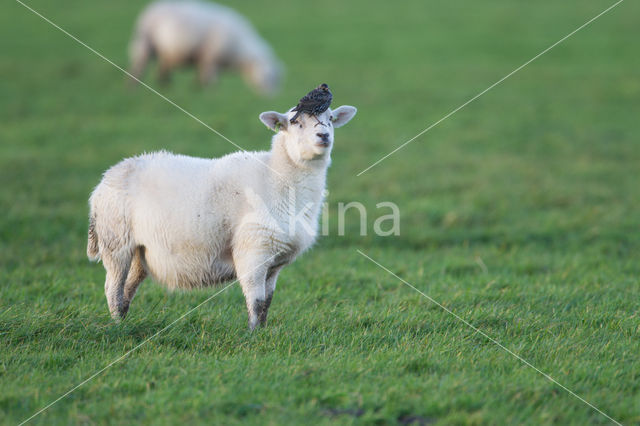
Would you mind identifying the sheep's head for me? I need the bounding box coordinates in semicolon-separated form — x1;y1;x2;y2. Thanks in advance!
259;106;357;163
245;56;283;96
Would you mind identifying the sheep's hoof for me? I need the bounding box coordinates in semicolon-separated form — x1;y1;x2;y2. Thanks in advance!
248;319;259;331
110;305;129;322
248;316;270;331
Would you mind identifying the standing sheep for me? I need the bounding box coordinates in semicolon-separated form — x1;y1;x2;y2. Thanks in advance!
129;0;283;94
87;98;356;330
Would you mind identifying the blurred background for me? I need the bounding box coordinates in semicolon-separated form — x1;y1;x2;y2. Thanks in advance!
1;0;639;424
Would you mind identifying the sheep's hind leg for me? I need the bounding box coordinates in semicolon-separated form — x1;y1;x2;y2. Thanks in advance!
122;247;147;317
128;37;150;85
103;252;132;321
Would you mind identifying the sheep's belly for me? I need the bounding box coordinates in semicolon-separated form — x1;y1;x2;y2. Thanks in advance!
143;246;235;290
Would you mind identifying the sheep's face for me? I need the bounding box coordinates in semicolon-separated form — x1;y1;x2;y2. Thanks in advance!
259;106;358;164
246;58;283;96
287;109;335;160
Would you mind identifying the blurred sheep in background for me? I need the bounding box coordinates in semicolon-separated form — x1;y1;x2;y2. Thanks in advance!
128;0;283;95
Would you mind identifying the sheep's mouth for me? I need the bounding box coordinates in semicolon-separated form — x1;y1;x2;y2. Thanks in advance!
315;140;331;147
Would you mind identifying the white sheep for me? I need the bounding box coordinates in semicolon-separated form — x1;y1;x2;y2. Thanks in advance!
87;104;357;329
129;0;283;94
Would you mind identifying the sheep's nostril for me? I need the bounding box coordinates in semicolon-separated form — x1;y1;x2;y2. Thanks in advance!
317;133;329;142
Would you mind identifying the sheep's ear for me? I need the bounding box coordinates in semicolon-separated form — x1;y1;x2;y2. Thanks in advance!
259;111;289;132
330;106;357;128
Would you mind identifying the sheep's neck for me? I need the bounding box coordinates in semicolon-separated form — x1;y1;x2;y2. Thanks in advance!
269;133;328;207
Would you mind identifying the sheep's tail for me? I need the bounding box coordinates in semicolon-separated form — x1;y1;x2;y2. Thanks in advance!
87;214;100;261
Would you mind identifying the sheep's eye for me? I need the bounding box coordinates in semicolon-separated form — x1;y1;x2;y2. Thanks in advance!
299;124;302;128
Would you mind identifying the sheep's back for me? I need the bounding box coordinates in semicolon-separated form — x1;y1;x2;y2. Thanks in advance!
136;1;257;63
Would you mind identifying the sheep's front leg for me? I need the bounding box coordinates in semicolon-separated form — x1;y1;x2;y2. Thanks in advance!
234;252;270;331
156;57;173;85
259;265;283;326
197;38;224;87
197;58;218;87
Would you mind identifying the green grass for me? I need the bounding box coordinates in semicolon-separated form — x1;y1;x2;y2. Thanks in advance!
1;0;639;424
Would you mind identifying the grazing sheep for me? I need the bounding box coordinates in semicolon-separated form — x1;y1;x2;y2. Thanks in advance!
87;103;357;330
129;0;283;94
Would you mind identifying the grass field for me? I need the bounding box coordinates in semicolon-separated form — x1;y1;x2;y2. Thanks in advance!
2;0;639;424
